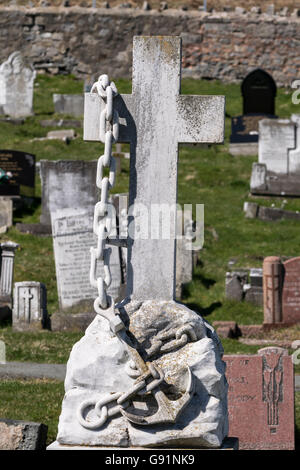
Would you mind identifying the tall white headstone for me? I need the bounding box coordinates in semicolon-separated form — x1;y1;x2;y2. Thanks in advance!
50;37;229;451
0;52;36;118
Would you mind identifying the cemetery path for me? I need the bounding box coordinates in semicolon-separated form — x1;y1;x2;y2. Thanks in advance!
0;362;66;381
0;362;299;391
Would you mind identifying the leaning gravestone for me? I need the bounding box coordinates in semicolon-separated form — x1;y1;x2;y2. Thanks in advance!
0;52;36;118
48;36;231;450
0;150;35;197
39;160;98;226
229;69;277;156
251;117;300;196
224;347;294;450
51;207;122;313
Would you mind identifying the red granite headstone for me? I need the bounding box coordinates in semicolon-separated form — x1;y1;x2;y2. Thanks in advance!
282;257;300;324
224;347;294;450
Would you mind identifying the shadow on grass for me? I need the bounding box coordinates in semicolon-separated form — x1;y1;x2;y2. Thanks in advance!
192;273;216;289
184;301;222;318
13;196;41;222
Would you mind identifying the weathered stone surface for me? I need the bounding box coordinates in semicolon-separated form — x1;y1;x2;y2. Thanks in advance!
225;272;244;301
0;241;19;305
243;201;258;219
0;197;13;228
0;419;48;450
51;207;122;312
244;285;263;306
84;36;224;302
39;119;82;128
263;256;283;324
46;129;76;141
258;119;296;174
50;312;97;332
39;160;98;226
53;94;84;117
213;321;241;339
229;142;258;156
282;257;300;324
0;9;298;87
12;281;48;331
0;51;36;118
15;222;52;236
224;347;295;450
56;300;228;448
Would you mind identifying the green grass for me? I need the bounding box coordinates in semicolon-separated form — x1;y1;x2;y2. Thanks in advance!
0;378;64;446
0;379;298;449
0;327;82;363
0;74;299;447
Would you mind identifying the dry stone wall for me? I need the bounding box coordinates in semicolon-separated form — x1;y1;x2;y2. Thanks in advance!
0;6;299;86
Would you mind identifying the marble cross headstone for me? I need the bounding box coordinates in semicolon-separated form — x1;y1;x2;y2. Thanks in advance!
51;36;228;450
84;36;225;302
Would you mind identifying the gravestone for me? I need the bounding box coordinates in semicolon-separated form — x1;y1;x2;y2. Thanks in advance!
0;340;5;364
39;160;98;226
0;150;35;197
263;256;300;325
50;208;122;312
0;198;13;230
112;143;130;175
281;257;300;324
229;69;277;156
50;37;229;450
242;69;276;116
251;117;300;196
224;347;294;450
0;241;19;322
12;282;48;331
0;52;36;118
53;94;84;117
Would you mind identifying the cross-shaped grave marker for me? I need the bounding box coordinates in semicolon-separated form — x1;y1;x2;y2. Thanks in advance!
84;36;225;302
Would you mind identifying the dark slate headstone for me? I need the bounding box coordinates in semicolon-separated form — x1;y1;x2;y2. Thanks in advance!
230;69;277;154
242;69;277;116
0;150;35;196
230;114;276;144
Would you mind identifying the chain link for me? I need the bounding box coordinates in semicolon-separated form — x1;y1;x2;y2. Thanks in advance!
77;363;165;430
90;74;119;310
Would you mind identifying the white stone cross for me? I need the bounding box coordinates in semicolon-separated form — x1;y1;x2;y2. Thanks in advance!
22;288;33;322
84;36;225;302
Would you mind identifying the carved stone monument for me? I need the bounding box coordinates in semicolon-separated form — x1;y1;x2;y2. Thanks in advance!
224;347;294;450
0;52;36;118
49;37;230;450
12;281;48;331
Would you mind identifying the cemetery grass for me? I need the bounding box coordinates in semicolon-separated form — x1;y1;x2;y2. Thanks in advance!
0;74;300;447
1;74;300;344
0;379;299;448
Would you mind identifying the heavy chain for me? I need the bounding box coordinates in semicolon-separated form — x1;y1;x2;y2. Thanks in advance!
77;362;164;430
90;75;119;311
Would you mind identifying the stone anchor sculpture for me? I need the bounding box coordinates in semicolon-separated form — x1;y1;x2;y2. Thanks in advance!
50;36;228;449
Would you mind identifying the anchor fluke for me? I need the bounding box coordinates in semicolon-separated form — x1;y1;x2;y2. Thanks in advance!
120;365;194;426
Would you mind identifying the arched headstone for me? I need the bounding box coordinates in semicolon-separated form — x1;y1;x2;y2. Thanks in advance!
241;68;277;116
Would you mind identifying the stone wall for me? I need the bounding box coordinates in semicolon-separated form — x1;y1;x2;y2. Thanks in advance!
0;6;299;86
